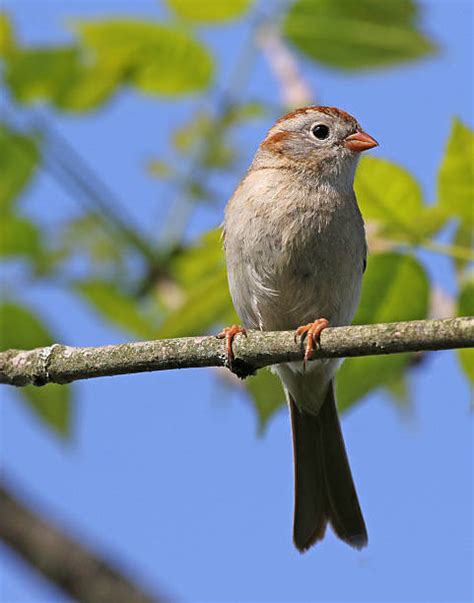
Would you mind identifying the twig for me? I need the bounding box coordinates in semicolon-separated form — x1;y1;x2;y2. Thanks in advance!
0;480;163;603
0;318;472;387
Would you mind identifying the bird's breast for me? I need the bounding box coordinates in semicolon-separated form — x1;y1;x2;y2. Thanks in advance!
224;171;366;331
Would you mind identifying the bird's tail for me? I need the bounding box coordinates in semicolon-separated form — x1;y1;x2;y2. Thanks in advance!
289;382;368;552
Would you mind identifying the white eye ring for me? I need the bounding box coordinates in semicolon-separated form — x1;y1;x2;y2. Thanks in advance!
310;123;330;140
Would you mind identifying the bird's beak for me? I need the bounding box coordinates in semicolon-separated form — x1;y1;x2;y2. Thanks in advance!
344;131;379;153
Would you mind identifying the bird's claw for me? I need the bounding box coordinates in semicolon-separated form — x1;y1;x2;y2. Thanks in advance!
294;318;329;369
216;324;247;369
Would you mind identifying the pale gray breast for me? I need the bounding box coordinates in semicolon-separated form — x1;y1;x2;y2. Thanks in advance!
224;168;366;331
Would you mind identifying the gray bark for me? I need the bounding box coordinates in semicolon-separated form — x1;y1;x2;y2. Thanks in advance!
0;317;472;387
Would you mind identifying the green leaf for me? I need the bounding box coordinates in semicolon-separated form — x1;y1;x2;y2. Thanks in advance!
457;279;474;383
157;229;237;337
76;280;157;339
4;46;120;111
75;19;213;95
62;214;125;268
284;0;436;71
337;353;412;412
0;302;71;436
167;0;252;22
355;156;445;243
452;223;473;275
21;384;71;437
171;228;224;286
337;252;430;410
57;60;123;111
245;369;285;434
0;124;39;212
173;104;263;170
173;112;236;169
157;269;236;338
0;12;15;56
0;214;42;259
0;302;52;350
5;47;78;103
353;252;430;325
437;118;474;228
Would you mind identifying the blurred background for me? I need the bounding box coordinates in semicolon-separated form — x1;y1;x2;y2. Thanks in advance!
0;0;472;601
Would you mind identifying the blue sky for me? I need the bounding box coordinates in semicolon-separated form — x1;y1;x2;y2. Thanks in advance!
1;1;473;602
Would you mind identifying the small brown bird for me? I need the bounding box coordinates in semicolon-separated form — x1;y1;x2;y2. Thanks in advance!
221;106;378;552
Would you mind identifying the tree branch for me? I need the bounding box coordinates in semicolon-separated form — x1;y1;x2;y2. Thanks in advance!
0;318;472;387
0;479;163;603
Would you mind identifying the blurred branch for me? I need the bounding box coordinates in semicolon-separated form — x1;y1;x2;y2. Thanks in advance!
1;318;472;386
256;22;312;108
34;115;160;265
418;240;474;262
6;111;160;266
368;233;473;262
0;480;163;603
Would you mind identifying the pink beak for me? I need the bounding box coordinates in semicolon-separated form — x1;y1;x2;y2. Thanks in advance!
344;131;378;153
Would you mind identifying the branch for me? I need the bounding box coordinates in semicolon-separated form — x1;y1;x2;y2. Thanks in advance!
1;318;472;387
0;480;163;603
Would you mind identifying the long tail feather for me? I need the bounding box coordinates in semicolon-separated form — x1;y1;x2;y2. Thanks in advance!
290;383;367;552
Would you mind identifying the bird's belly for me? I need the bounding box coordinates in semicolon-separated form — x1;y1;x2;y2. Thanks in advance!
225;189;366;333
255;252;361;331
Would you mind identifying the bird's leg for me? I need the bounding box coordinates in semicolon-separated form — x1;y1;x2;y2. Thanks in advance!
216;324;248;374
294;318;329;368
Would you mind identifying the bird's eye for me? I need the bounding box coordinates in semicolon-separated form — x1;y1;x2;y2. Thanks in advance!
311;124;330;140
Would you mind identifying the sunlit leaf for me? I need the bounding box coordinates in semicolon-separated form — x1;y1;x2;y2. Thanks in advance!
0;11;15;56
337;353;412;412
437;117;474;227
355;156;445;243
171;228;223;286
284;0;436;70
6;46;78;103
457;279;474;383
167;0;253;22
75;20;213;95
56;59;123;111
76;280;157;339
452;223;473;276
4;46;120;111
0;124;39;212
337;252;430;410
245;369;285;434
0;302;52;350
158;229;237;337
0;302;71;436
353;252;430;325
0;214;42;259
157;269;236;338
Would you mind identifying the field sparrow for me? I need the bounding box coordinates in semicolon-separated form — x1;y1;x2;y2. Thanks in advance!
221;106;378;552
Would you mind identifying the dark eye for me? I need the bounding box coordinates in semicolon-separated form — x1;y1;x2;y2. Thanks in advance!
311;124;330;140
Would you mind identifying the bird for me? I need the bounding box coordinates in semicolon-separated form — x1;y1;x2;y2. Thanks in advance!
219;105;378;552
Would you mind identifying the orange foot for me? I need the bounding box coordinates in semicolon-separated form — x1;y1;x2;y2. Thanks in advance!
216;324;247;370
295;318;329;367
